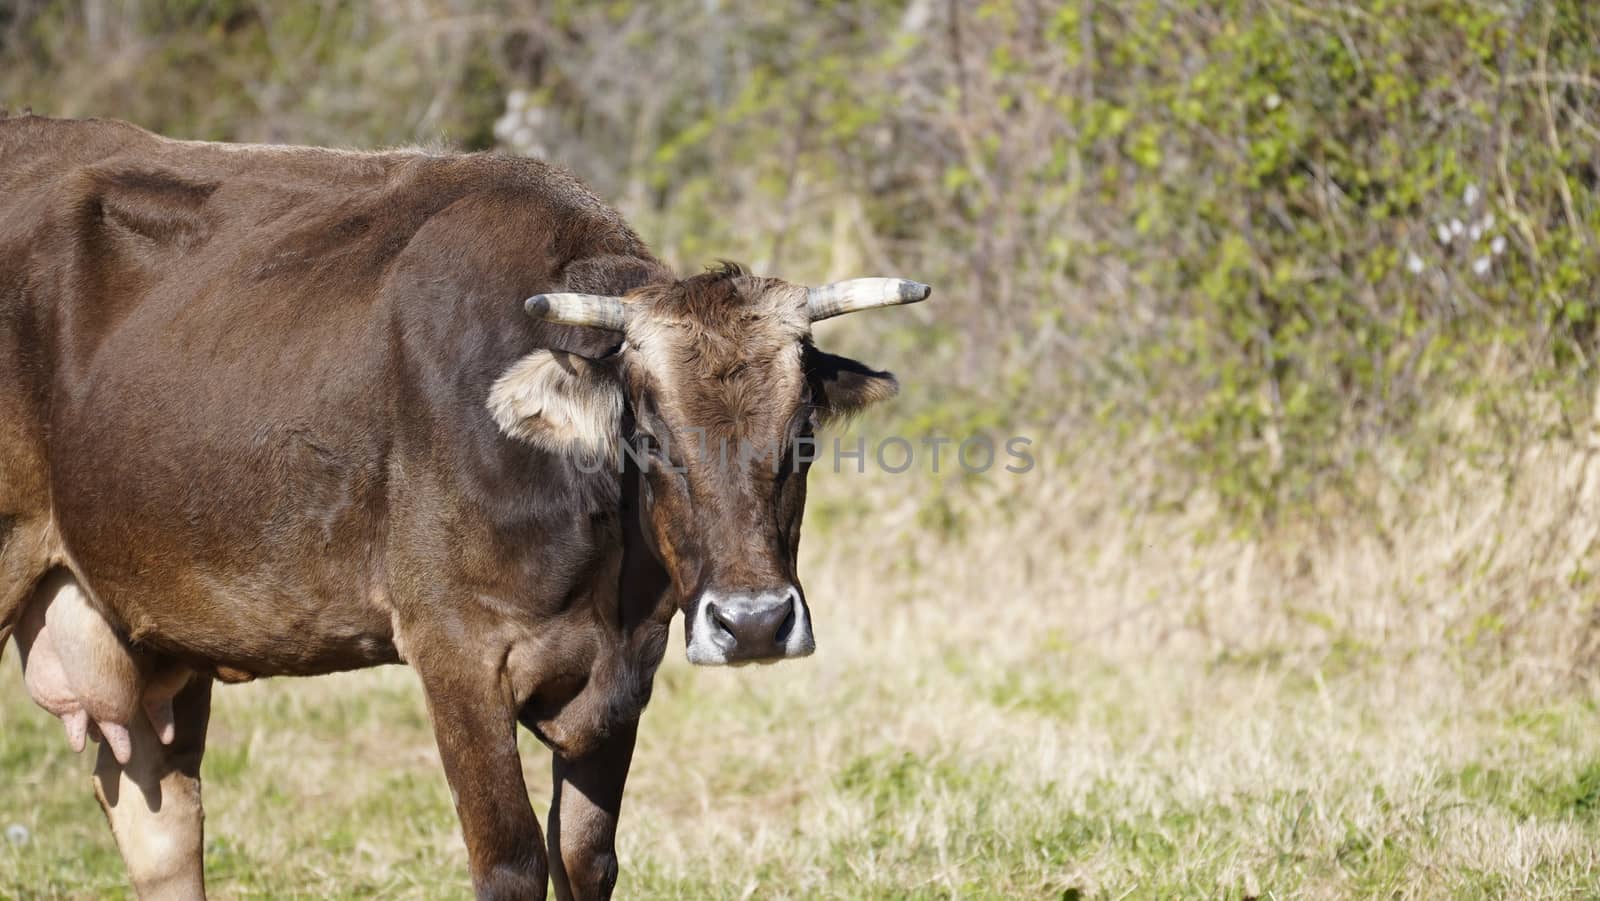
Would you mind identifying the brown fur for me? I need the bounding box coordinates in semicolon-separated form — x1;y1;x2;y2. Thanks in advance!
0;116;905;900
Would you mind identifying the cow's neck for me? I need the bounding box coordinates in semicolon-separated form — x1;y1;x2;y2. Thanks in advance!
522;454;671;756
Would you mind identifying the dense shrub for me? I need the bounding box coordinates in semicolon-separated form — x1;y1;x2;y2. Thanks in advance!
4;0;1597;520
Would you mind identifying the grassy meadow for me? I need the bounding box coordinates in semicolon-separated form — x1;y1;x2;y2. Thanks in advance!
7;419;1600;898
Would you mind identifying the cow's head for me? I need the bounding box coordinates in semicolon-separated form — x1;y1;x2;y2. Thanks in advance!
490;263;927;665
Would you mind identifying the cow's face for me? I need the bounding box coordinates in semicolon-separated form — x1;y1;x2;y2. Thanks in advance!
491;264;928;665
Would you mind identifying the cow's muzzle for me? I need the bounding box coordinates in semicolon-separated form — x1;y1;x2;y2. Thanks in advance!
685;586;814;666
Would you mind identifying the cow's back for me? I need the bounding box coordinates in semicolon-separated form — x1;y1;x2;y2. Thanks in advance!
0;116;652;672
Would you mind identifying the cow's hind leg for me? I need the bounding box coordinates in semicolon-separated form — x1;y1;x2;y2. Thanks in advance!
0;511;51;656
94;675;214;900
0;357;52;656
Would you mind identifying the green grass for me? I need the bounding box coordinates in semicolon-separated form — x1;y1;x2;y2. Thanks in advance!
7;643;1600;898
7;456;1600;898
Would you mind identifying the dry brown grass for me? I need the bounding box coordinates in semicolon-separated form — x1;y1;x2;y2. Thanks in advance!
5;411;1600;898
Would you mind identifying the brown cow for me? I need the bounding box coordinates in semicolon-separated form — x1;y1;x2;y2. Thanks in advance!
0;115;928;900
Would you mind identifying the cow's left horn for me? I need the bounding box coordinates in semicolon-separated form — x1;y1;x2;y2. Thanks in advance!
806;278;931;322
524;293;627;331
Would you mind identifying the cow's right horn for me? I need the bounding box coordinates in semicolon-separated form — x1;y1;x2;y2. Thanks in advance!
806;278;931;322
524;293;627;331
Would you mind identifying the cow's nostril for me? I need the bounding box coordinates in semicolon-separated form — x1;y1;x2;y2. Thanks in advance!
706;602;736;639
773;601;796;645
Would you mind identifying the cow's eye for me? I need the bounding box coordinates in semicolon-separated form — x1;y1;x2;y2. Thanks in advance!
638;433;667;460
792;406;819;439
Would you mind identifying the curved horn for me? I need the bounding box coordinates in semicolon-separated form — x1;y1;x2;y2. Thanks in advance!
524;293;627;331
806;278;931;322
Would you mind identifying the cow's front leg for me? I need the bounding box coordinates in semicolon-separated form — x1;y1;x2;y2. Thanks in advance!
547;718;638;901
415;653;548;899
94;675;213;901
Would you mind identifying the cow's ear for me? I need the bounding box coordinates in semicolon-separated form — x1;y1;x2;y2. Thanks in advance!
806;346;899;424
488;349;623;460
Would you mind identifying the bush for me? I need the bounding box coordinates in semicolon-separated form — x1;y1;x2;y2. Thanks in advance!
4;0;1596;521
